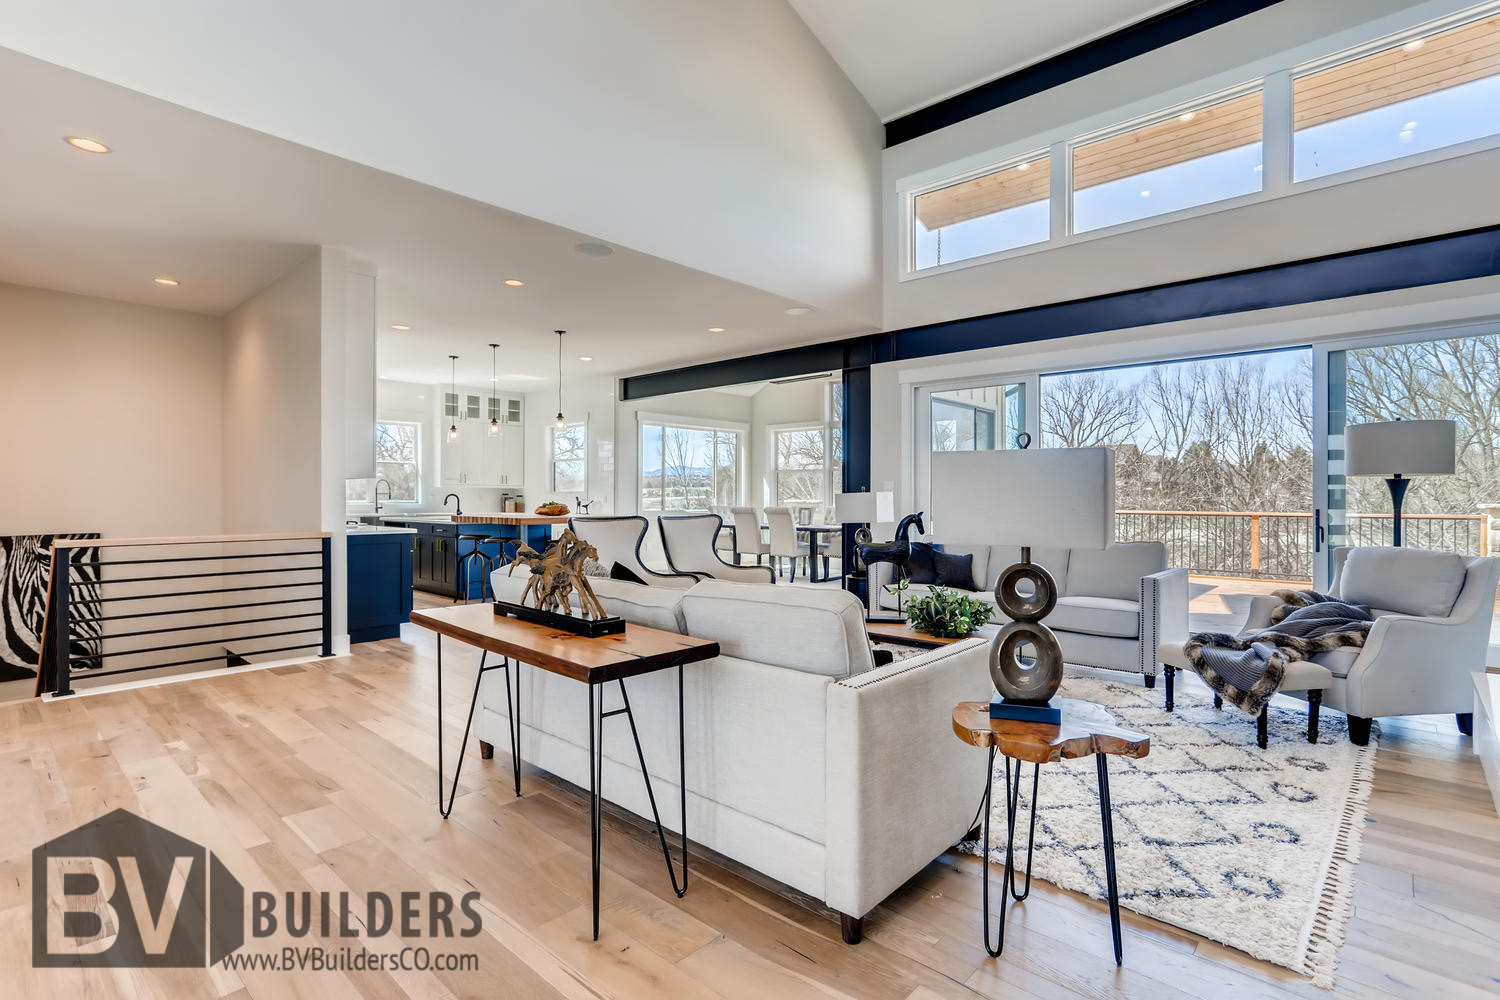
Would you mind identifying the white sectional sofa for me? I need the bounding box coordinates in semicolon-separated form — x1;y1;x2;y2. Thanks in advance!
476;571;993;942
869;541;1188;687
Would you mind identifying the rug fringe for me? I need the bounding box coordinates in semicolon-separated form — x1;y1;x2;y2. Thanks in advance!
1301;724;1379;989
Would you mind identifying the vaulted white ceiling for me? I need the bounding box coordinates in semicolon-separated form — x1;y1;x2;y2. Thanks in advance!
787;0;1183;121
0;47;871;388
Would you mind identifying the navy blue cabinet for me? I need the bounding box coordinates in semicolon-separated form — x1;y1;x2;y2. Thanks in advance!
346;531;414;643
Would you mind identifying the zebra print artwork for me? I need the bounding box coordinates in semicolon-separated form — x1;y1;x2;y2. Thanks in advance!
1;534;102;682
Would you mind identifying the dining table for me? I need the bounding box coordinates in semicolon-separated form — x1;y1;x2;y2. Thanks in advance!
758;522;842;582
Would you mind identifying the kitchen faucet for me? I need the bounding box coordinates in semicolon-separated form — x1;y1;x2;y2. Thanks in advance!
374;478;393;514
443;493;463;516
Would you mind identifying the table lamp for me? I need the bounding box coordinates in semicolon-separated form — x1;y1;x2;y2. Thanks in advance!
929;447;1114;724
1344;419;1456;547
835;490;894;600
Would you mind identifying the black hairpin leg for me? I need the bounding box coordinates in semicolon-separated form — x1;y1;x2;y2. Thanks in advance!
587;662;691;941
504;655;522;796
436;638;511;819
981;751;1040;956
1096;754;1123;965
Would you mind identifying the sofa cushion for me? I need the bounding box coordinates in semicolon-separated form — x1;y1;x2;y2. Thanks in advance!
905;543;941;584
984;546;1070;594
1339;546;1467;618
1065;542;1166;601
1048;596;1140;639
931;550;977;589
682;580;874;677
488;569;687;633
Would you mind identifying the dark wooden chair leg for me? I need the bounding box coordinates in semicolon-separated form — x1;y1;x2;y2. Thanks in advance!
1347;715;1372;746
1143;673;1156;690
1213;693;1222;711
1456;712;1474;737
1256;706;1268;749
479;740;494;760
1307;692;1321;744
840;913;863;944
1164;665;1175;712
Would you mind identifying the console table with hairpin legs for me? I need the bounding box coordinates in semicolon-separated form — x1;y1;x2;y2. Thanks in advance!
952;699;1149;965
411;604;720;940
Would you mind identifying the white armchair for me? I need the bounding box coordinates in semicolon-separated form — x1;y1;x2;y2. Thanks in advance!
1236;546;1499;745
659;514;775;583
568;515;698;589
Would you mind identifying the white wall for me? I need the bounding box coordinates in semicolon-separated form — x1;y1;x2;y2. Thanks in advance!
3;0;884;328
749;379;830;506
882;0;1500;330
0;281;224;537
524;374;619;517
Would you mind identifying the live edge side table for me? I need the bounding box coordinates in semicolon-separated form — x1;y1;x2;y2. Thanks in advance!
410;604;720;941
951;698;1149;965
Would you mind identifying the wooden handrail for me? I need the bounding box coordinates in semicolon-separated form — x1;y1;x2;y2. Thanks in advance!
58;532;334;549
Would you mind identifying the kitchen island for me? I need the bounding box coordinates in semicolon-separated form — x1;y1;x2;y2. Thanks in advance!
376;512;570;600
347;525;416;642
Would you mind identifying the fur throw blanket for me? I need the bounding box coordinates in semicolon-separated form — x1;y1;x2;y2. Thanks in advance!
1182;590;1374;716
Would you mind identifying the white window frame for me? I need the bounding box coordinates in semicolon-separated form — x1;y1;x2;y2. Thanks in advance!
348;420;423;508
768;421;830;509
550;421;588;495
898;0;1500;283
636;412;748;513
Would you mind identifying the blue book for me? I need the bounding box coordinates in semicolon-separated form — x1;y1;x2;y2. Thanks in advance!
990;692;1062;724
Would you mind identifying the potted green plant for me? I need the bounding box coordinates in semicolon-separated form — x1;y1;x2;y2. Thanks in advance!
902;585;994;638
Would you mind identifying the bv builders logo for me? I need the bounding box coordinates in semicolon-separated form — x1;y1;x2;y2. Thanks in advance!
33;808;481;972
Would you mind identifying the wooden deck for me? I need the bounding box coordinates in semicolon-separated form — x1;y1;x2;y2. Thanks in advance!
0;589;1494;999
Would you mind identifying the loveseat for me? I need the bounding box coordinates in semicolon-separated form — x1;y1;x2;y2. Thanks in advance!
869;541;1188;686
476;571;993;942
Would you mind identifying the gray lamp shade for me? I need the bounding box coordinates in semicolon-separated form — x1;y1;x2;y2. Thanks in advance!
1345;420;1456;477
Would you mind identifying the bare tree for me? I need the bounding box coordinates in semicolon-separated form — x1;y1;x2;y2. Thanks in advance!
1040;372;1141;448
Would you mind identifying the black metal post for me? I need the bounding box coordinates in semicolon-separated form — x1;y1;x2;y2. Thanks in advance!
1307;691;1322;744
1163;665;1175;712
320;536;333;655
980;746;1016;957
435;642;505;820
1008;761;1040;902
589;682;603;941
1096;754;1123;965
614;671;689;897
52;544;74;697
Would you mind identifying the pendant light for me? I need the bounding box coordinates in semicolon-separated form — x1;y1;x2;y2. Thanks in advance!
554;330;566;428
447;355;459;441
488;343;500;436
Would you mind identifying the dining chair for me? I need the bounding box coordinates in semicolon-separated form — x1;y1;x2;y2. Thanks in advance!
710;505;737;555
764;506;810;581
729;507;769;567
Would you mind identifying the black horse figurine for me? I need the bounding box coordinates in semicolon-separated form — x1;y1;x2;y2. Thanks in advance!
855;512;925;574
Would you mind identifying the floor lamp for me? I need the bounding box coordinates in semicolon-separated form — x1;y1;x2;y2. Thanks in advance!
1345;419;1456;547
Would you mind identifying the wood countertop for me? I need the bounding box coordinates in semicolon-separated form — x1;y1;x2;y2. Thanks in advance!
449;513;572;525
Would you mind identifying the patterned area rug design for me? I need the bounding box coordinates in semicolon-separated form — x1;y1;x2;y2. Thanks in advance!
960;674;1376;987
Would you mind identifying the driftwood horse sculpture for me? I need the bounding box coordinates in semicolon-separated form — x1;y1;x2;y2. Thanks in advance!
506;528;608;619
853;512;925;576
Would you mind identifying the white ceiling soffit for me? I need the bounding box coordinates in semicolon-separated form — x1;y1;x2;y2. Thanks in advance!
0;47;871;386
0;0;882;327
787;0;1185;121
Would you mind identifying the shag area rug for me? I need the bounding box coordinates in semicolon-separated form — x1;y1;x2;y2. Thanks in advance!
959;674;1377;987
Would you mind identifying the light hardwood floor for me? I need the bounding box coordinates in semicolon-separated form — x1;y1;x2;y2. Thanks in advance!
3;595;1497;999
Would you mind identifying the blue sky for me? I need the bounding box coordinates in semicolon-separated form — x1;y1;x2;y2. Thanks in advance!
916;75;1500;269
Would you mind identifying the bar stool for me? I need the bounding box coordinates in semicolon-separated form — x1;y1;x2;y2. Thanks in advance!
454;534;499;603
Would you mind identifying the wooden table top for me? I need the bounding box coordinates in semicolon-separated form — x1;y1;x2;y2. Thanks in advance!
952;698;1150;765
865;620;975;648
409;603;719;684
449;513;572;525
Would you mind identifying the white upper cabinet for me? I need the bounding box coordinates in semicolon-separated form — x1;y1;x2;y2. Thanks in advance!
437;386;525;486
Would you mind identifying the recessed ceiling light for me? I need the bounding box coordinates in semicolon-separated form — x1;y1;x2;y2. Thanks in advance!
785;307;812;316
153;276;179;286
708;327;725;333
390;324;411;331
504;278;524;287
1139;190;1151;198
578;356;593;362
1404;121;1418;130
64;136;110;154
1178;111;1197;123
1404;38;1426;52
1016;161;1030;171
575;242;614;257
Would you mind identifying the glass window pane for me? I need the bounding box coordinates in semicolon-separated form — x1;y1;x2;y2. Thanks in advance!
640;424;663;512
930;385;1022;451
775;427;826;505
913;154;1049;269
1295;13;1500;181
1073;90;1263;233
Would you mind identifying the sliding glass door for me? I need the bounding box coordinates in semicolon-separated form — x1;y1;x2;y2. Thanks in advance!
914;377;1036;520
1321;328;1500;654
